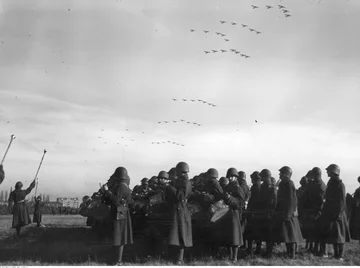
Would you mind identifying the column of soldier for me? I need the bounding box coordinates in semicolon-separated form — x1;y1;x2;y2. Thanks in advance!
83;162;350;265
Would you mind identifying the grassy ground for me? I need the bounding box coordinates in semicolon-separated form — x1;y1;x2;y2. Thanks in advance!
0;215;359;266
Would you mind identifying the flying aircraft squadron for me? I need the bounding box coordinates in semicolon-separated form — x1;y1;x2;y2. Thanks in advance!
266;5;273;9
241;24;247;27
190;29;195;32
251;5;259;9
220;20;226;24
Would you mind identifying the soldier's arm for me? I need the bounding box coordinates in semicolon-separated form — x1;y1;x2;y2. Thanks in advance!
25;180;36;195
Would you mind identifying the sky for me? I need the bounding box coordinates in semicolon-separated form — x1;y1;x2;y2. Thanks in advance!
0;0;359;200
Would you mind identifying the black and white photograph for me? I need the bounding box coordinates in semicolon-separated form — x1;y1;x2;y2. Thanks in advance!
0;0;360;266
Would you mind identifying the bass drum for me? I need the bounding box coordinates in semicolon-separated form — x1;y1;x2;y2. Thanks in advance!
88;198;111;220
207;200;229;223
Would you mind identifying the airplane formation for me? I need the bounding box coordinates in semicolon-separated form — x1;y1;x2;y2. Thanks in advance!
172;98;217;107
151;141;185;147
157;120;202;127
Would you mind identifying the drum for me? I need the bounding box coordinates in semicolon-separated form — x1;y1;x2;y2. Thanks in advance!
149;194;164;206
208;200;229;223
88;198;111;220
189;202;204;222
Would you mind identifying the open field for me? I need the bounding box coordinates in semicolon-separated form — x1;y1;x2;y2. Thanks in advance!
0;215;359;266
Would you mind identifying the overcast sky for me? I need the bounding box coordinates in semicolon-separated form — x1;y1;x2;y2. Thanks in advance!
0;0;359;200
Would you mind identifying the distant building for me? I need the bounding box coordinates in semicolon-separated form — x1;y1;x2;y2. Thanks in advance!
56;197;80;208
44;201;63;208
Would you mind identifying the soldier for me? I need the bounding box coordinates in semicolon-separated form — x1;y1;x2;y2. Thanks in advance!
222;167;245;262
297;176;308;249
316;164;350;261
269;166;303;259
168;167;177;186
103;167;133;266
166;162;193;264
258;169;277;255
157;171;170;191
238;171;250;248
0;164;4;185
301;167;326;254
244;171;262;254
350;176;360;243
33;195;43;227
202;168;223;207
8;179;36;235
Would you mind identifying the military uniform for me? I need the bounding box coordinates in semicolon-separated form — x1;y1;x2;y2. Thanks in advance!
33;197;43;227
350;185;360;240
0;165;4;185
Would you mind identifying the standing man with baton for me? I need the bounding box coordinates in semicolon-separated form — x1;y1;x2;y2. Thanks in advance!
1;134;16;185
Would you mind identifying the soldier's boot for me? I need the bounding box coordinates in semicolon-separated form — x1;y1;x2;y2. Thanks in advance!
176;246;185;265
313;242;319;254
319;242;328;258
338;243;344;261
232;246;238;262
255;241;262;254
333;244;339;259
290;243;296;259
246;240;253;254
115;245;124;266
265;242;273;258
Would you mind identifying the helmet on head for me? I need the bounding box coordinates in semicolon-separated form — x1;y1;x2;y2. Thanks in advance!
306;170;312;178
279;166;293;179
149;176;158;182
219;176;229;186
15;181;23;190
114;167;128;179
311;167;322;176
259;169;272;179
207;168;219;179
300;176;308;186
226;167;239;178
326;164;340;176
168;168;177;177
141;178;149;184
250;171;261;181
176;162;189;173
158;171;169;180
238;171;246;181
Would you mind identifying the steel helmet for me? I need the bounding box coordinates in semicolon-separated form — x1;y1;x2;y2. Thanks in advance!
238;171;246;181
141;177;149;184
176;162;189;173
306;170;312;178
207;168;219;179
15;181;23;190
250;171;261;181
226;167;239;178
259;169;272;179
158;171;169;179
311;167;322;176
168;168;177;177
300;176;308;186
326;164;340;176
149;176;158;182
279;166;293;179
114;166;128;179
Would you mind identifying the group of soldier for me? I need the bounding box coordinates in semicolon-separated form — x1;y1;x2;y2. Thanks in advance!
78;162;358;265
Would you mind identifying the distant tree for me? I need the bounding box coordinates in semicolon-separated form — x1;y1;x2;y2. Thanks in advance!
46;195;50;202
0;190;4;202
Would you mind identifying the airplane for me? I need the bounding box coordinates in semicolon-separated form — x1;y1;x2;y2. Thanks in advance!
220;20;226;24
216;32;221;35
249;28;255;32
190;99;196;102
204;30;209;33
212;50;218;53
231;22;237;25
164;121;169;123
285;14;291;17
190;29;195;32
235;51;240;54
255;120;258;123
181;145;185;147
193;122;197;125
220;33;226;37
266;5;273;9
182;99;187;101
204;51;211;54
282;9;289;13
245;55;250;58
251;5;259;9
186;121;191;124
230;49;236;52
240;54;246;57
180;119;185;122
278;5;285;8
224;39;230;42
167;141;171;143
173;121;177;123
255;31;261;34
220;49;227;53
172;98;177;101
158;121;162;124
241;24;248;27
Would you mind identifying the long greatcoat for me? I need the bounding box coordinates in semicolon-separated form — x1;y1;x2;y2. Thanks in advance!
215;181;245;247
300;178;326;241
8;181;35;228
350;187;360;240
105;180;133;246
270;179;303;243
166;178;193;247
0;166;4;185
316;176;351;244
244;182;262;241
33;199;43;224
